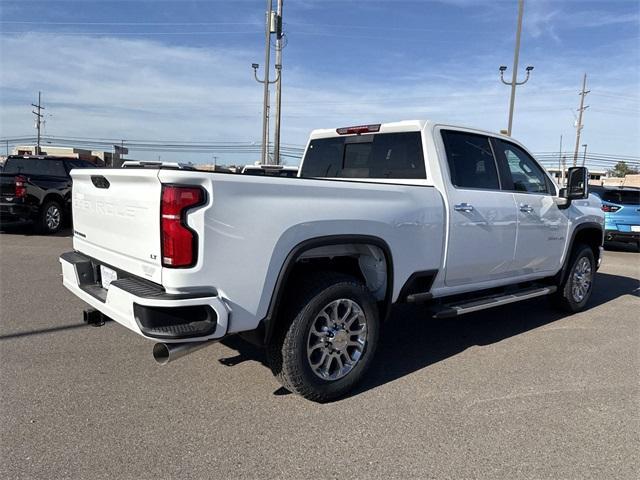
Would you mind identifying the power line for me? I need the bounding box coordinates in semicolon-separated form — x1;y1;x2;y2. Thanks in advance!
0;135;306;154
1;134;305;147
590;108;639;116
1;31;261;36
0;21;261;25
6;135;639;168
590;91;640;102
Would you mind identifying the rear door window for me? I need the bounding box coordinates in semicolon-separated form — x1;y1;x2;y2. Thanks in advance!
300;132;426;179
39;160;67;176
441;130;500;190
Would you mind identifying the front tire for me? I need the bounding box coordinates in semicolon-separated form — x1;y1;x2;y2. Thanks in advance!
553;244;595;312
267;272;380;402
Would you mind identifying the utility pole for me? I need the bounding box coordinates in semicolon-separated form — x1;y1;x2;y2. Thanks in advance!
558;134;563;184
252;0;281;165
499;0;533;136
572;73;590;167
581;144;588;167
273;0;284;166
31;91;45;155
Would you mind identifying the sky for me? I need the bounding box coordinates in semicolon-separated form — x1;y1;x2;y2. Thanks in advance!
0;0;638;166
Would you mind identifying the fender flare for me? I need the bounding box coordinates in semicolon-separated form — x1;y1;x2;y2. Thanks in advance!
262;234;394;344
556;222;604;285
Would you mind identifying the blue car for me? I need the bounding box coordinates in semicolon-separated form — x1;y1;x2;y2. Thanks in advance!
590;186;640;250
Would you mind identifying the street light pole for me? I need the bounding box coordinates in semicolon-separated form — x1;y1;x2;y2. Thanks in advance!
252;0;281;165
508;0;524;136
273;0;284;166
499;0;533;137
260;0;272;165
581;144;588;167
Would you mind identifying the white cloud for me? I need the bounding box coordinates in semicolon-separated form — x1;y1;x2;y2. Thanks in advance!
0;31;638;164
523;0;639;42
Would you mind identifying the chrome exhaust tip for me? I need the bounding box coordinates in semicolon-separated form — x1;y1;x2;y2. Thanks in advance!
153;340;216;365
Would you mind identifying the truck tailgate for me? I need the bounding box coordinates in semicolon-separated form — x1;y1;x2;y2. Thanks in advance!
71;169;163;283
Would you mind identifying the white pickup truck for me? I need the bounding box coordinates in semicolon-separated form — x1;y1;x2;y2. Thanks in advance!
60;120;604;402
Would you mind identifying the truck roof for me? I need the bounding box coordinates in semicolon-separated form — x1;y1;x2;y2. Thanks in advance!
308;120;510;142
5;155;78;161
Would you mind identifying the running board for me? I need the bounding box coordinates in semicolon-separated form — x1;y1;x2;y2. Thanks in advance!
432;286;557;319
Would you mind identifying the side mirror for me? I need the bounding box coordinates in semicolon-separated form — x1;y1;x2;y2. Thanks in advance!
563;167;589;200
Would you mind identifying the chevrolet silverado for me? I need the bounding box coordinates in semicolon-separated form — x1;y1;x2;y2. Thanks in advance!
60;120;604;401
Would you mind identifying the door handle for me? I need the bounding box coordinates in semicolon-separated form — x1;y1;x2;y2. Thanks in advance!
520;204;534;213
454;203;474;212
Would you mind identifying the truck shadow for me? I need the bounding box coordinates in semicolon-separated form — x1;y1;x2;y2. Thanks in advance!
351;271;639;399
0;224;73;237
219;271;638;400
604;242;639;253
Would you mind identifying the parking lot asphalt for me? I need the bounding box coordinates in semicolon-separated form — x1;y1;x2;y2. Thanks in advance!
1;228;638;479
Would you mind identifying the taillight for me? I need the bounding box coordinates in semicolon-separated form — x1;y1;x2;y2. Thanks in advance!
601;204;621;213
161;185;204;268
15;175;27;198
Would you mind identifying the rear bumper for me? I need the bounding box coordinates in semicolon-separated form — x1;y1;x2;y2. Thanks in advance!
0;201;38;223
605;229;640;244
60;251;230;342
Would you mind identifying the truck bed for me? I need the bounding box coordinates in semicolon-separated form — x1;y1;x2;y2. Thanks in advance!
70;168;447;333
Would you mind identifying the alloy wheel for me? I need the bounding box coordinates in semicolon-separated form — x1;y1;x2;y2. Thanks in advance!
306;299;367;381
46;205;61;231
571;256;592;303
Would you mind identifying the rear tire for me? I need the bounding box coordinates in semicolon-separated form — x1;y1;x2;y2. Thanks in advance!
38;200;63;234
266;272;380;403
552;244;595;313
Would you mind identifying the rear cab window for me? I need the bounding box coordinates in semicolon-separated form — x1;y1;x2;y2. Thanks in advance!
300;132;426;180
4;158;67;177
66;160;96;171
600;189;640;205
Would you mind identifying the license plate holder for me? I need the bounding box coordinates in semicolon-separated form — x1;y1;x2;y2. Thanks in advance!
100;265;118;289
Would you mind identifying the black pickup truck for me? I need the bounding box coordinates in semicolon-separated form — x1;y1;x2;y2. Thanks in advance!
0;156;96;234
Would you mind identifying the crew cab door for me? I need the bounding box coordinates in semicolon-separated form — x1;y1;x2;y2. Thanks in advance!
492;139;569;274
440;129;518;287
